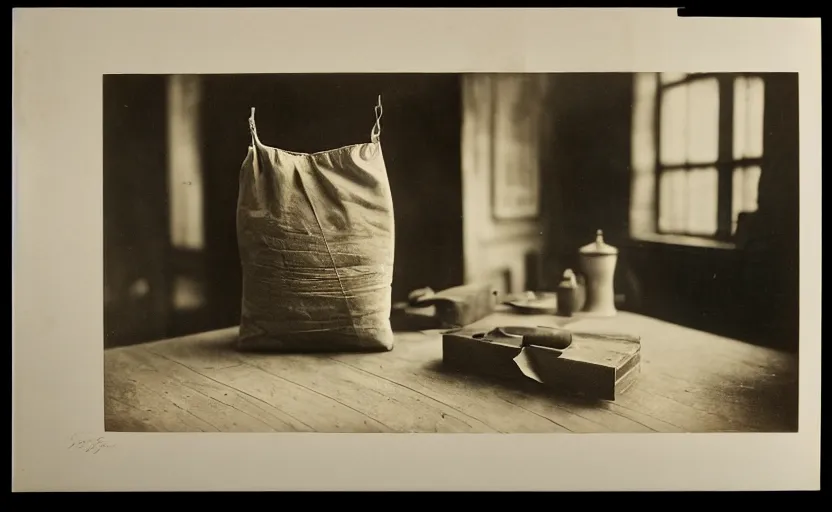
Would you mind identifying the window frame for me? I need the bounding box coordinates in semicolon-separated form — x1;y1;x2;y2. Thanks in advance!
652;72;766;243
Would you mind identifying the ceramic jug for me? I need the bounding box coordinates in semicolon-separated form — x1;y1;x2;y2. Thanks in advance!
578;229;618;317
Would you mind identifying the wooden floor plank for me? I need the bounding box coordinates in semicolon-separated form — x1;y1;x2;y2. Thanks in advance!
104;311;799;433
105;351;223;432
569;314;799;432
331;354;570;433
146;340;390;433
332;339;615;433
600;401;687;433
141;347;313;432
238;353;497;433
108;349;287;432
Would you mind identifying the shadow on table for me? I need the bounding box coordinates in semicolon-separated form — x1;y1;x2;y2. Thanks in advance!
161;326;618;410
165;327;402;359
422;359;610;408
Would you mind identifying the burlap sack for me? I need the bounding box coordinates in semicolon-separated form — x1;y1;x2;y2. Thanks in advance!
236;97;395;352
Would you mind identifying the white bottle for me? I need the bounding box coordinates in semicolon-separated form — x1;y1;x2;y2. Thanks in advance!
578;229;618;317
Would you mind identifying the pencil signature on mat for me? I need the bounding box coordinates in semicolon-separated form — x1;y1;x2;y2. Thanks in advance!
68;434;115;454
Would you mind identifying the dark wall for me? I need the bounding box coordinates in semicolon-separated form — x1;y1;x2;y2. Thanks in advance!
103;75;172;347
627;74;800;350
104;72;799;351
542;73;634;284
103;74;464;347
543;72;800;351
198;73;465;328
733;73;800;349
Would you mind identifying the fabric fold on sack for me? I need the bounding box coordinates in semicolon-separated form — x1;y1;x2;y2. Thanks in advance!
236;96;396;352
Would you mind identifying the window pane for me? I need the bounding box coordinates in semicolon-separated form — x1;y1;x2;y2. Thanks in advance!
686;78;720;163
743;165;762;211
660;85;688;166
732;165;762;233
167;75;205;250
173;276;207;312
661;72;687;84
630;173;655;235
659;169;687;233
686;167;719;236
745;78;765;158
631;73;657;174
630;74;658;236
733;76;765;159
733;78;747;159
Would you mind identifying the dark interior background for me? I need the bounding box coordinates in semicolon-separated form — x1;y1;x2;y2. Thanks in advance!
199;74;464;330
104;74;464;345
540;73;800;350
103;72;800;353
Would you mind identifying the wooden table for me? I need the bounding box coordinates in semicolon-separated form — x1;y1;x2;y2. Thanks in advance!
104;310;798;433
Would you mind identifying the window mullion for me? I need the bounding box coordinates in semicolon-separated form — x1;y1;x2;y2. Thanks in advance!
716;76;734;239
653;78;662;234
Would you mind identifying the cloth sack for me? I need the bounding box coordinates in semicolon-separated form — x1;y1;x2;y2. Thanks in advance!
236;96;395;352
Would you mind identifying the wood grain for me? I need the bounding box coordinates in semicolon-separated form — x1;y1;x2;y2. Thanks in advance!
104;311;798;433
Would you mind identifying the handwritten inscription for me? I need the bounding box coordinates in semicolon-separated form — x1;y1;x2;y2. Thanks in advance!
68;435;115;454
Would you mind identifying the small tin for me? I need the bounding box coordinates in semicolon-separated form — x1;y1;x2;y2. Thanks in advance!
556;269;579;317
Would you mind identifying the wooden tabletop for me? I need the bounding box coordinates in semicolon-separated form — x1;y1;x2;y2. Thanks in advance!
104;310;798;433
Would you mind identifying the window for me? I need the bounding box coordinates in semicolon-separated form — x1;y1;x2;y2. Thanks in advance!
167;74;205;251
630;73;766;246
166;75;207;314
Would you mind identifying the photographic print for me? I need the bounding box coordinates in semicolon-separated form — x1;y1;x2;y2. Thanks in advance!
14;7;820;493
103;71;800;434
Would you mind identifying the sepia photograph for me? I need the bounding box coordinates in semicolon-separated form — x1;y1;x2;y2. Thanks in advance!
103;71;800;434
14;8;820;492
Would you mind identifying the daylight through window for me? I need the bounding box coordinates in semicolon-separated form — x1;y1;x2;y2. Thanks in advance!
630;72;766;244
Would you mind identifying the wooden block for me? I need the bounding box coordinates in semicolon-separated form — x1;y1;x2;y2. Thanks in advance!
390;302;441;331
410;283;499;328
442;331;527;381
442;327;641;401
